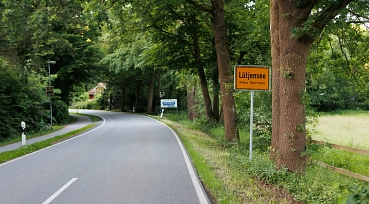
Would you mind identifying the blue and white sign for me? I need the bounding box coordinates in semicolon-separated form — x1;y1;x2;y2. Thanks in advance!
161;99;177;108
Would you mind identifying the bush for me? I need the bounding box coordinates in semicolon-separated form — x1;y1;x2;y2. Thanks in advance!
70;99;100;110
51;100;69;124
0;62;51;140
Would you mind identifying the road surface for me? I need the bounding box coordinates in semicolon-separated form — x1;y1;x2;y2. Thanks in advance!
0;110;209;204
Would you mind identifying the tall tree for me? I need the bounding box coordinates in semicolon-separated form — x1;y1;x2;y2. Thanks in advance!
129;0;216;120
2;0;102;105
270;0;368;172
186;0;239;141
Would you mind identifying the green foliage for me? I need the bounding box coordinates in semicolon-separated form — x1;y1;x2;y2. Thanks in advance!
2;0;103;105
252;112;272;151
0;60;70;142
0;62;46;140
306;20;369;111
70;99;101;110
51;100;69;124
334;182;369;204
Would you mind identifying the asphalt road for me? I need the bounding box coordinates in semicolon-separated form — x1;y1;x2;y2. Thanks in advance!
0;110;209;204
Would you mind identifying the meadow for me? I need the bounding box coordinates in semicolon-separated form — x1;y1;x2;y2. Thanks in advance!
311;110;369;150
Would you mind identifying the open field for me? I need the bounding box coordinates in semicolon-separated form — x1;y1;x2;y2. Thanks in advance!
311;110;369;150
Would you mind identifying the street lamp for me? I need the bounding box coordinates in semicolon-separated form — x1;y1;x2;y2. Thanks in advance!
47;61;56;127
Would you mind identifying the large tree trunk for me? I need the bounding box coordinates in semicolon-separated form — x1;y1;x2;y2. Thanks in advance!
212;0;238;141
147;68;155;113
271;1;312;172
270;0;353;173
270;0;354;173
270;0;280;161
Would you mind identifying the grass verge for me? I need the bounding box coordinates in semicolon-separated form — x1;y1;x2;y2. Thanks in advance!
0;123;95;164
0;113;100;164
0;116;78;147
154;114;362;204
72;113;101;122
0;113;100;147
156;117;297;203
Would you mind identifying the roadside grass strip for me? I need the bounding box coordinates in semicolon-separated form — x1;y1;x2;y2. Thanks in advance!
0;124;95;164
0;125;65;147
154;113;364;204
159;118;301;204
0;115;78;147
73;113;101;122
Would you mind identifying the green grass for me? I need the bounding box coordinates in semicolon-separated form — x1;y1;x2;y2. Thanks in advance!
73;113;101;122
161;118;293;203
0;116;78;147
0;123;95;164
0;113;101;147
312;147;369;177
312;110;369;150
154;113;360;204
308;110;369;177
0;113;99;163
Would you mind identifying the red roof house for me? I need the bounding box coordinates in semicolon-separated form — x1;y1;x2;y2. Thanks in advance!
88;82;107;99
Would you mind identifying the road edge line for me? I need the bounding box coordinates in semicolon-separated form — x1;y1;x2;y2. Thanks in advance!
147;117;210;204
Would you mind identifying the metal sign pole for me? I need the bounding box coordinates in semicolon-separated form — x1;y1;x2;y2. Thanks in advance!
48;63;52;127
47;61;55;127
249;90;254;161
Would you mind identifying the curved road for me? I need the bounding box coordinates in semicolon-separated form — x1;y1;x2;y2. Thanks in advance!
0;110;210;204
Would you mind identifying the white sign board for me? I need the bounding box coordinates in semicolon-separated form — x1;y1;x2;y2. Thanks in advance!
160;99;177;108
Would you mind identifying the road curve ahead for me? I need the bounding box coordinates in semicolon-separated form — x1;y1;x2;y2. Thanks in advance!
0;110;210;204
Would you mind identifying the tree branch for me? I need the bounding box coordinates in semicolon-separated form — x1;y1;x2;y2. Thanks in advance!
313;0;353;33
338;35;359;82
185;0;212;13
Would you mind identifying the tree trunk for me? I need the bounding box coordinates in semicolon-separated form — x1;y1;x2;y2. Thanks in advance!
120;87;125;112
212;67;220;122
271;1;314;172
155;73;161;110
212;0;238;141
191;26;214;121
270;0;280;161
187;85;197;120
147;68;155;113
135;80;141;110
270;0;354;173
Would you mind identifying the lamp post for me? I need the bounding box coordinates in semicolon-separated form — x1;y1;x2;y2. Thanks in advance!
47;61;56;127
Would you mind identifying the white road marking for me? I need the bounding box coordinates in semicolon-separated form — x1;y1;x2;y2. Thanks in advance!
151;118;210;204
170;128;210;204
42;178;78;204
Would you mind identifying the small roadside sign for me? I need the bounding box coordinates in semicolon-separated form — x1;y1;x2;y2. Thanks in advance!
46;86;54;98
160;99;177;108
234;65;271;91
